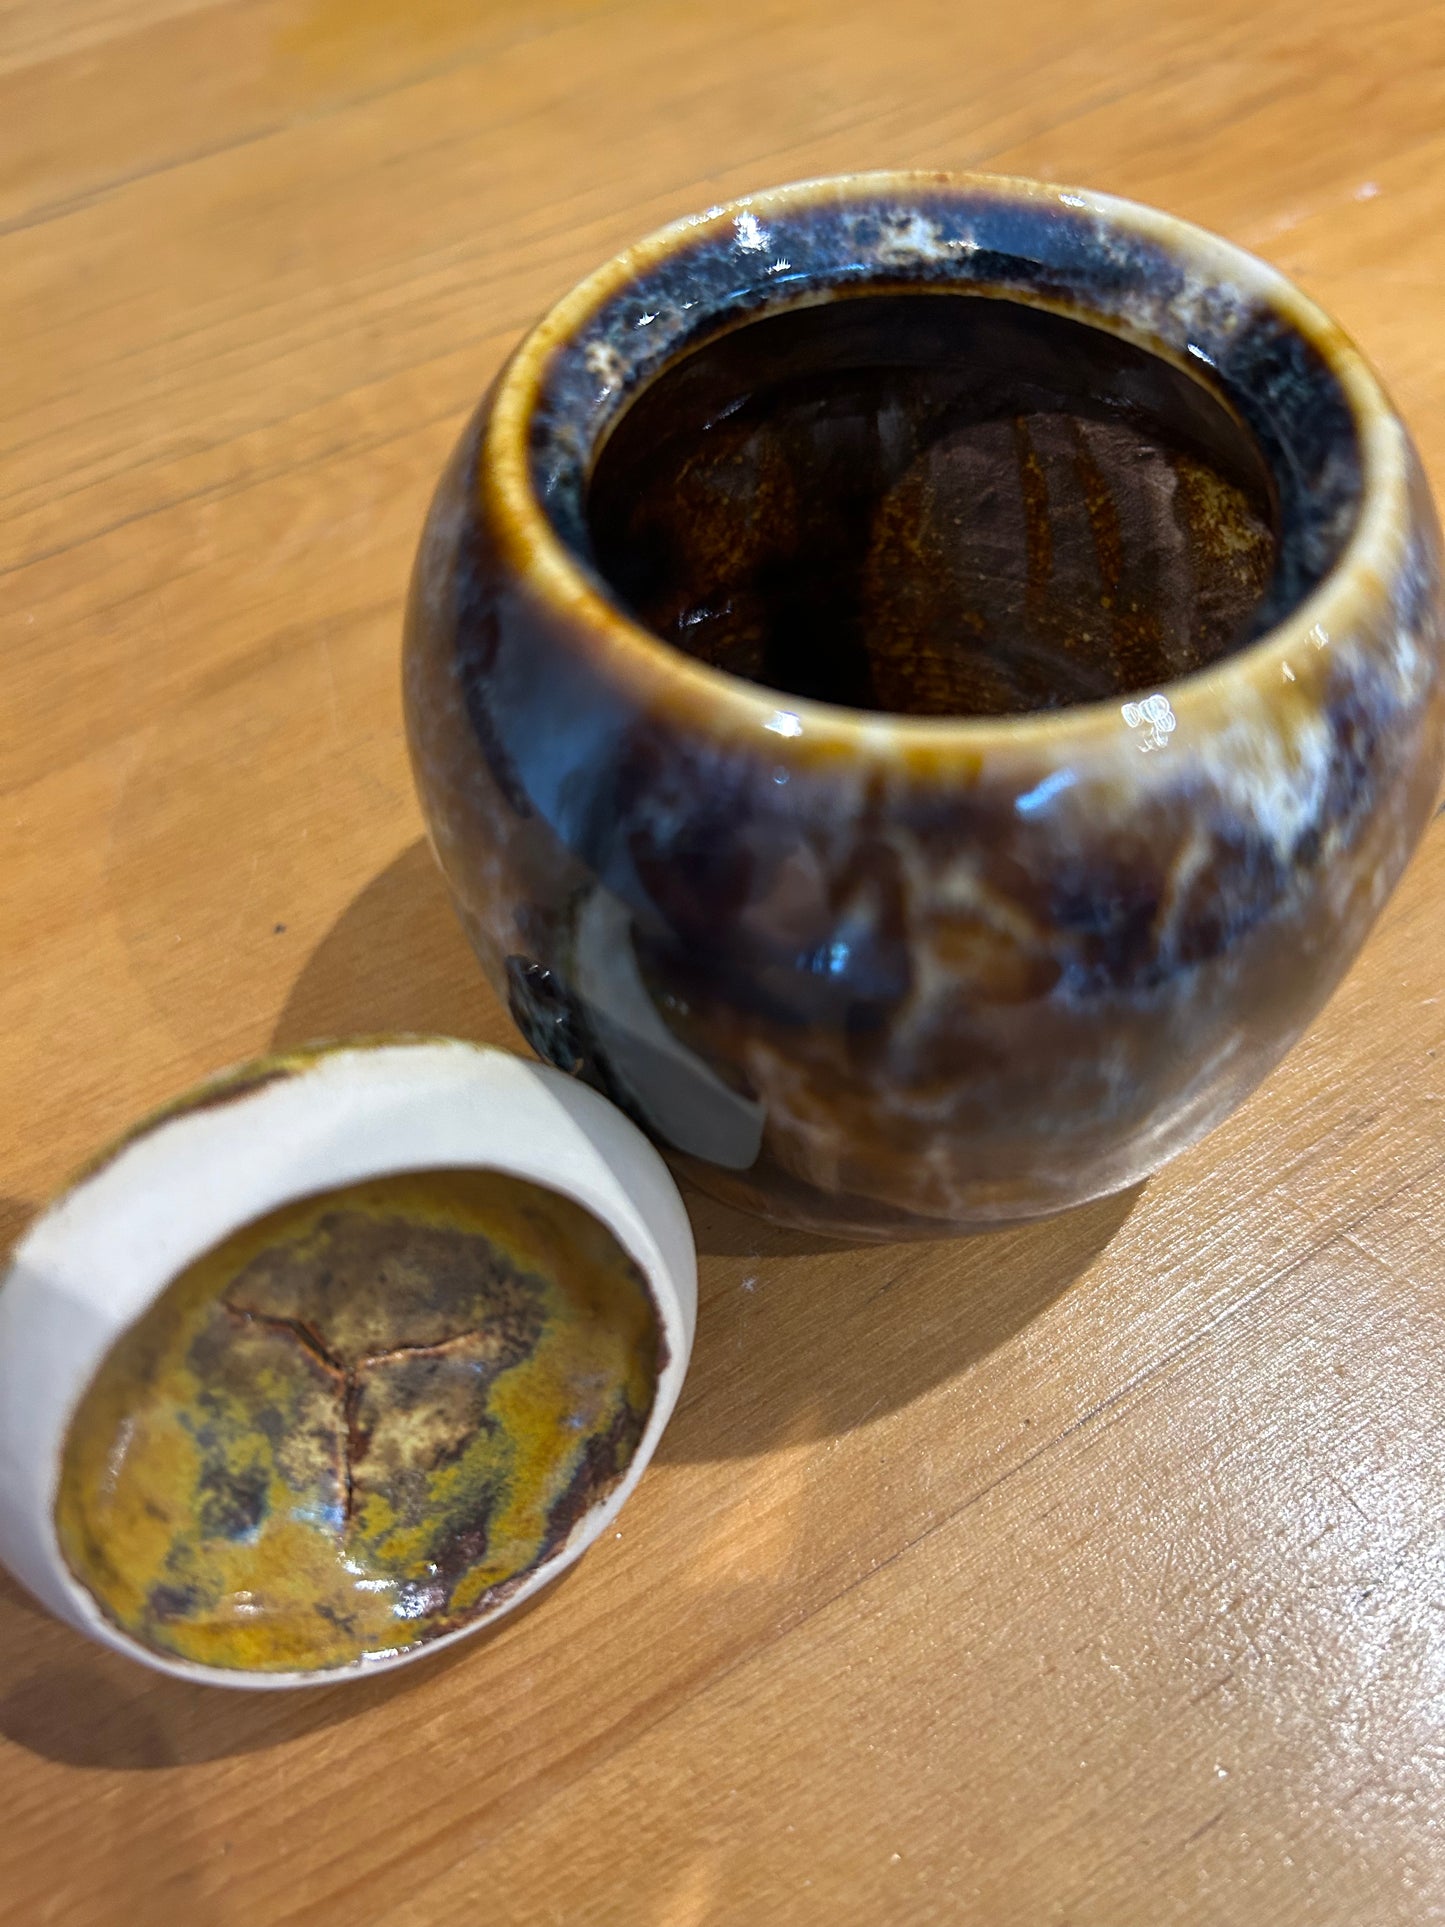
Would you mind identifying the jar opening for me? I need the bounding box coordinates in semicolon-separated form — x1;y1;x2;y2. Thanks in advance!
584;289;1293;718
518;180;1370;727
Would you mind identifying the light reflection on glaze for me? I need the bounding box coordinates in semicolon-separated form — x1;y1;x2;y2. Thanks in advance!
56;1170;660;1673
1122;694;1178;752
1015;769;1078;815
404;175;1445;1237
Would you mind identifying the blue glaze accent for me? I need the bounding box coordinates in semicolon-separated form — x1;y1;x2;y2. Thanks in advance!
1015;770;1078;815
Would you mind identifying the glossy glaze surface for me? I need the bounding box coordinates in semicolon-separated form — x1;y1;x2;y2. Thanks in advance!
404;174;1445;1235
589;292;1279;716
56;1168;660;1672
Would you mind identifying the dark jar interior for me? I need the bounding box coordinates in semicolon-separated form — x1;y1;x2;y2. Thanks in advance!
583;291;1289;719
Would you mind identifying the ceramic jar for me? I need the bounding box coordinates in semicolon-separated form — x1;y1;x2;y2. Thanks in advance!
405;172;1445;1238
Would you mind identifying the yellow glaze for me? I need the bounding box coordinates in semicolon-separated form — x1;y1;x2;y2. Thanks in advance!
56;1169;659;1673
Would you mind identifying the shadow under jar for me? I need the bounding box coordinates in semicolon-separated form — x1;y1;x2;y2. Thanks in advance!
404;173;1445;1239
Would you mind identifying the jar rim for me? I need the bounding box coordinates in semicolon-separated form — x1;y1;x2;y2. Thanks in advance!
479;170;1412;767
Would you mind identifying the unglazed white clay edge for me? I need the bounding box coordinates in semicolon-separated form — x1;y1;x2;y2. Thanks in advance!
0;1041;696;1690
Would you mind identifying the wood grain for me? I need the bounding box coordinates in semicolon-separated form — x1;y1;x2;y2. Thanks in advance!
4;2;1445;1921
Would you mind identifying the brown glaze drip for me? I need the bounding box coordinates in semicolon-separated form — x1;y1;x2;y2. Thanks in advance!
587;293;1279;716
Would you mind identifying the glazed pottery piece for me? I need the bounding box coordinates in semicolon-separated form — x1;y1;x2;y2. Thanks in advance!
404;172;1445;1238
0;1040;695;1687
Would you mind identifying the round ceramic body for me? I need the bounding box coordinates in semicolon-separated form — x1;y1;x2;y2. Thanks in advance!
404;172;1445;1238
0;1040;696;1688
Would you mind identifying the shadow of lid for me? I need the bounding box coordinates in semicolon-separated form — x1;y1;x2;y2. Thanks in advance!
0;1561;574;1770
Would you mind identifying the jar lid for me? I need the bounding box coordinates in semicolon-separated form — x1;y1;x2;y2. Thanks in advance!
0;1038;695;1689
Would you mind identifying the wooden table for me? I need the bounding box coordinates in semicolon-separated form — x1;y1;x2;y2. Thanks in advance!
5;2;1445;1920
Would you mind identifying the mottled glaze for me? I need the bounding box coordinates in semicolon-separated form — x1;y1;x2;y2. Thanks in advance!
404;173;1445;1237
57;1168;659;1674
0;1040;696;1687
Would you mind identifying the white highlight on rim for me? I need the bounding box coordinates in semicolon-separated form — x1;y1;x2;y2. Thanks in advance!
734;211;769;252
